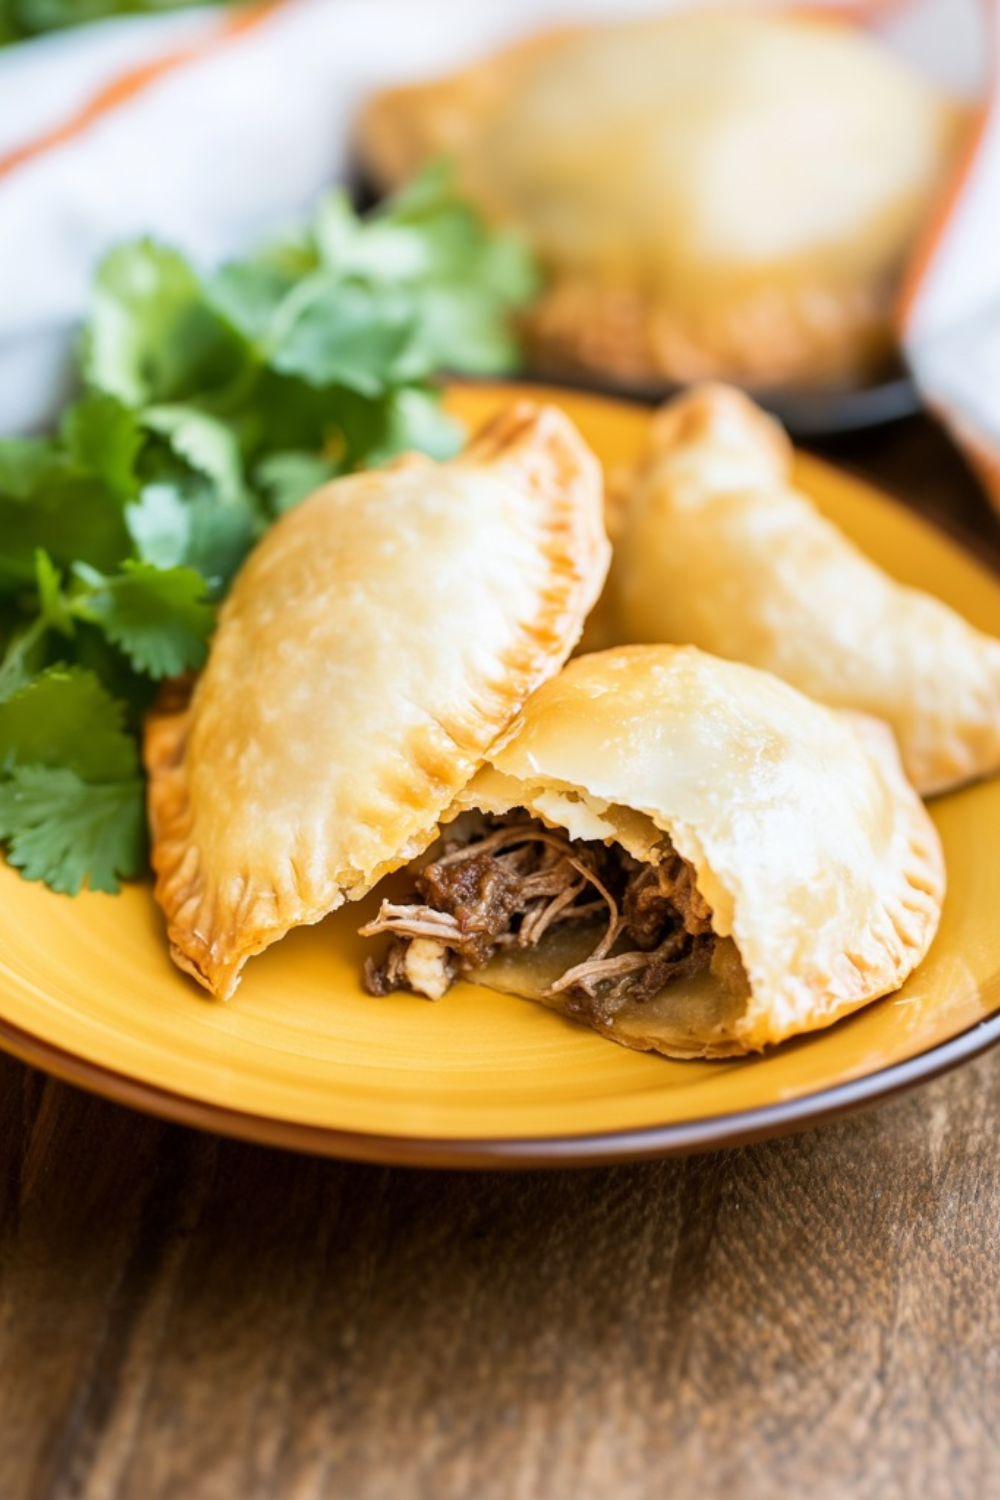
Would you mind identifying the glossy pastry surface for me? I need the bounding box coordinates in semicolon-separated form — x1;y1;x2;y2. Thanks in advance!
146;403;609;1000
405;645;946;1057
612;384;1000;795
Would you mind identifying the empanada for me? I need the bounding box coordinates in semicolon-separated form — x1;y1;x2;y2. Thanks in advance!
611;384;1000;796
358;11;966;390
361;646;944;1057
146;403;609;999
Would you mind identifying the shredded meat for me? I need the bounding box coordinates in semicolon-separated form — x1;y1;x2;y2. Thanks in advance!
622;855;713;946
363;940;410;997
415;852;524;965
360;813;715;1020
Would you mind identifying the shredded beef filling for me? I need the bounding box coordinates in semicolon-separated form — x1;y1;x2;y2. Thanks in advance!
360;813;716;1025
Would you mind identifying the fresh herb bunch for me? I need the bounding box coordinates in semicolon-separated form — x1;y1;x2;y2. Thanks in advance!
0;165;539;893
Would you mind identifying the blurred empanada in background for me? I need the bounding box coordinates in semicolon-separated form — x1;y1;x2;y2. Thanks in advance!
361;646;944;1057
145;404;609;1001
609;384;1000;796
358;10;968;392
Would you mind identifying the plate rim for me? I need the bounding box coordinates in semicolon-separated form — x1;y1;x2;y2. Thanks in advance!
1;1004;998;1169
471;368;921;438
4;389;1000;1168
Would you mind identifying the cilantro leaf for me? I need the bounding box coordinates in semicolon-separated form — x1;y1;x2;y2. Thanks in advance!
312;191;432;281
399;285;522;377
141;405;248;505
208;260;294;346
0;666;138;779
378;158;455;219
254;450;340;517
363;387;464;467
84;241;243;406
34;550;74;635
125;483;192;569
71;561;214;678
0;767;145;895
0;435;60;498
183;492;256;595
0;619;48;704
62;393;143;499
270;281;416;395
0;470;132;591
127;478;254;594
234;368;343;458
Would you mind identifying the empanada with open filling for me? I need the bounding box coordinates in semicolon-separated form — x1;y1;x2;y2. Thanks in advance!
146;403;609;1000
361;646;944;1057
611;384;1000;796
358;11;967;390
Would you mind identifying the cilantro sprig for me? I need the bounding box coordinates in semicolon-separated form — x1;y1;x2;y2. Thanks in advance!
0;166;539;893
0;668;144;894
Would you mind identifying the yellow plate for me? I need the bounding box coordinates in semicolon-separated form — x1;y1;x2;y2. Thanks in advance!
2;382;1000;1167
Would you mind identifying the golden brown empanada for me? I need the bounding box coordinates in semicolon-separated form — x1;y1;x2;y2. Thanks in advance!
361;646;944;1057
146;403;609;1000
359;11;967;390
611;384;1000;796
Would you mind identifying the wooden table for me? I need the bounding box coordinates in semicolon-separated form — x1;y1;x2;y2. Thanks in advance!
2;417;999;1500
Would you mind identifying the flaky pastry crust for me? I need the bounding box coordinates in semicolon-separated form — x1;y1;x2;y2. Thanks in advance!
611;384;1000;795
146;403;609;999
358;11;967;391
448;646;944;1057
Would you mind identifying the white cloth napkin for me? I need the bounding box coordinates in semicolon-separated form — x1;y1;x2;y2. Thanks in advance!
0;0;992;460
900;2;1000;507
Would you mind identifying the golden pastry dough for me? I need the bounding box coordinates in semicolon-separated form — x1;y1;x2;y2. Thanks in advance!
146;403;609;1000
358;11;967;389
445;646;944;1057
611;384;1000;795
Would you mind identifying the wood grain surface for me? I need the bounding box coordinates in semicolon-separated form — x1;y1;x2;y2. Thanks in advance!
1;414;999;1500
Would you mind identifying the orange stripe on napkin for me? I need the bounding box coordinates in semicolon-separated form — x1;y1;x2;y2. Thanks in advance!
0;0;286;184
786;0;917;22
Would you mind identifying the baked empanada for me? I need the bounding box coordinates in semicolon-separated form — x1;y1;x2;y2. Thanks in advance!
146;403;609;999
611;384;1000;796
358;11;966;390
361;646;944;1057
